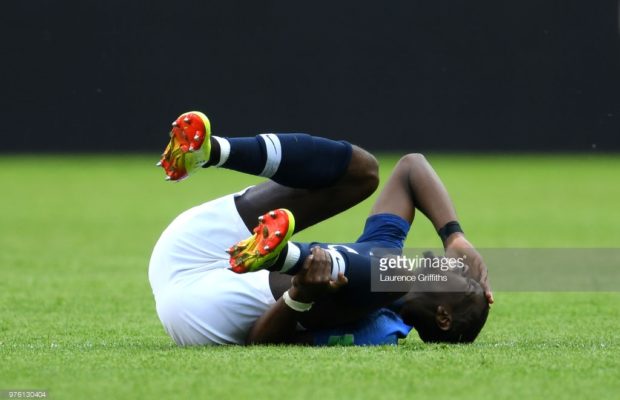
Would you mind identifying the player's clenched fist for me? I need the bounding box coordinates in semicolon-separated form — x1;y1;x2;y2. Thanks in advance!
289;246;348;303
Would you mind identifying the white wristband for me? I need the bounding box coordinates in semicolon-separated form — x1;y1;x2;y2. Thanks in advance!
283;290;314;312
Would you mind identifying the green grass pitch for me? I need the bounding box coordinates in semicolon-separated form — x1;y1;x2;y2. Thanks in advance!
1;154;619;399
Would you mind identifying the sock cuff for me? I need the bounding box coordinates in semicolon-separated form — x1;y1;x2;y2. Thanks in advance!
213;136;231;167
258;133;282;178
325;248;346;281
280;242;301;273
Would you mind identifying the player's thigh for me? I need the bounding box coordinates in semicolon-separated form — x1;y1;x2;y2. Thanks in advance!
235;146;378;233
155;269;275;346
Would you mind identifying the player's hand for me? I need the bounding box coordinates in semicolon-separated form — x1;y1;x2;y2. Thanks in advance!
445;234;494;304
289;246;348;303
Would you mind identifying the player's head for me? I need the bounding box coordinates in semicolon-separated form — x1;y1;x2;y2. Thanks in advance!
399;272;490;343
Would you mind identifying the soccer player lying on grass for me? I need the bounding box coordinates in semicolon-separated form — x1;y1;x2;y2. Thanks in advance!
149;111;493;346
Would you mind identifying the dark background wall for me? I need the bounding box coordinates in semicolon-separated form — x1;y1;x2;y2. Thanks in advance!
2;0;619;152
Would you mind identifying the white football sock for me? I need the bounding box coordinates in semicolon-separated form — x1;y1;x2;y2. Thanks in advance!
280;242;301;273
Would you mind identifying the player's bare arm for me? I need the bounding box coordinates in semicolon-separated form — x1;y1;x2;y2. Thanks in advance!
371;154;493;303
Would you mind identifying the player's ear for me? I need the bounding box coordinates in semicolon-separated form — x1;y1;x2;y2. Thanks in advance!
435;305;452;331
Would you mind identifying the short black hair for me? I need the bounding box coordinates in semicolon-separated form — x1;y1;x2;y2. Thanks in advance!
413;280;490;344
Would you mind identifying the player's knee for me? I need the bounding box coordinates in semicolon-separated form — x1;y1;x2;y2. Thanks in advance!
401;152;427;164
397;153;428;172
349;146;379;195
